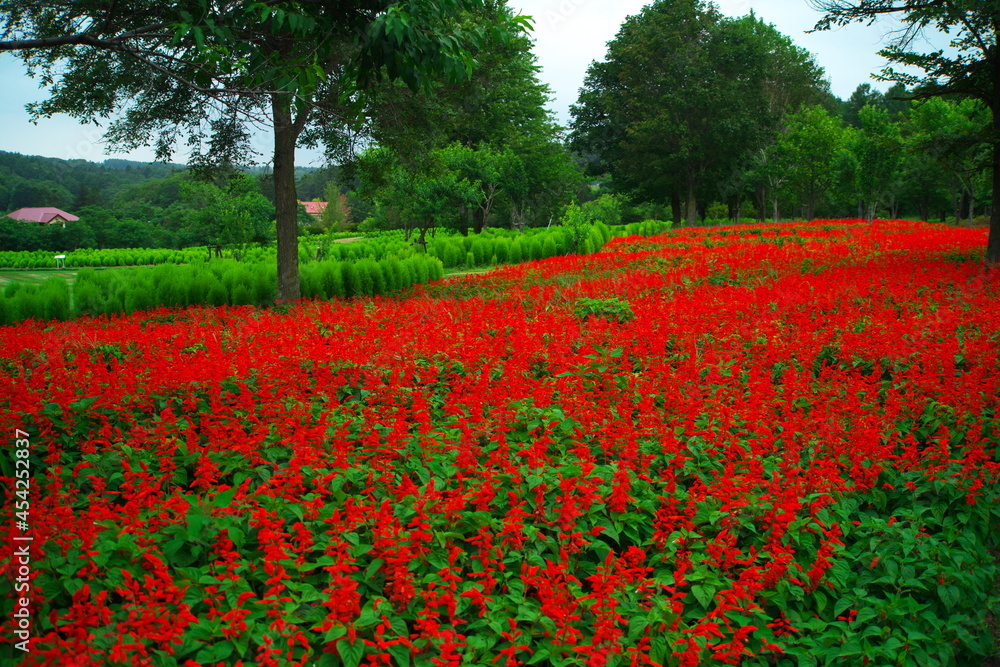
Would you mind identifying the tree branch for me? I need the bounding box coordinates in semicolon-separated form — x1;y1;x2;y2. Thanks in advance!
0;21;173;52
0;33;119;51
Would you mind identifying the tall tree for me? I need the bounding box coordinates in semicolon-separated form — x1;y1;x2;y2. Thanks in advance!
853;105;903;221
0;1;528;300
907;96;992;223
810;0;1000;261
570;1;826;226
357;0;578;232
778;105;848;219
843;83;886;127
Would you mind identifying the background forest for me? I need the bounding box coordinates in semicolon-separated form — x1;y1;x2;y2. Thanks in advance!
0;0;993;256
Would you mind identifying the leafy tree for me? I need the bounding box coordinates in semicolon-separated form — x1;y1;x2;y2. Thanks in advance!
906;97;992;223
0;1;529;299
360;0;578;231
180;174;275;252
778;105;848;219
746;138;793;223
570;1;827;226
365;1;551;154
356;146;480;243
810;0;1000;260
853;105;903;222
843;83;886;127
439;143;510;233
320;182;352;231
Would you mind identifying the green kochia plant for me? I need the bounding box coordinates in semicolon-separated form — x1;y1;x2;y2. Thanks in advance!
560;194;617;254
0;277;71;325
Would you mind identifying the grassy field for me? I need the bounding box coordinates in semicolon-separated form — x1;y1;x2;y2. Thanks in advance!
0;268;80;288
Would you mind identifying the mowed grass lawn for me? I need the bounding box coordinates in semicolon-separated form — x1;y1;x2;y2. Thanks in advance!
0;269;81;288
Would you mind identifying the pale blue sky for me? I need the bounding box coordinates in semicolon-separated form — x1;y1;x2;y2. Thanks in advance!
0;1;936;166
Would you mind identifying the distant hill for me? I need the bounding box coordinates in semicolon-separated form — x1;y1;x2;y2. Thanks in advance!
0;151;324;214
0;151;184;213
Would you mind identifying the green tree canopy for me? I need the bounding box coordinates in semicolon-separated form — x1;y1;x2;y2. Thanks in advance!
778;105;849;219
810;0;1000;260
1;0;530;299
570;0;828;226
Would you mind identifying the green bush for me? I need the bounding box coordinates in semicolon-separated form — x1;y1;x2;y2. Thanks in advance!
509;238;523;264
572;297;635;324
320;263;344;298
72;279;104;318
542;235;559;259
207;280;228;306
231;284;254;305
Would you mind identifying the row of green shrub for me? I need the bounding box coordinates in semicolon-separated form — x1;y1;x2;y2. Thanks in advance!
0;278;72;325
1;201;676;272
70;262;276;317
0;253;446;326
614;219;673;238
426;227;599;269
300;255;443;299
0;208;670;326
0;247;210;269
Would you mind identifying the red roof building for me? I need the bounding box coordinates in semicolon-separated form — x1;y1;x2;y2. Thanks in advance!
300;201;327;217
6;207;80;225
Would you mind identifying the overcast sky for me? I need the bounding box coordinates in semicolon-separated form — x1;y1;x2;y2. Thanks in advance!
0;0;926;166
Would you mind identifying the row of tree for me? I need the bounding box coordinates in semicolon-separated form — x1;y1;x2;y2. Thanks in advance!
567;0;993;227
731;95;989;225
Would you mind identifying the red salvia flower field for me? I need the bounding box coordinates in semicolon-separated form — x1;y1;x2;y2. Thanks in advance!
2;219;999;666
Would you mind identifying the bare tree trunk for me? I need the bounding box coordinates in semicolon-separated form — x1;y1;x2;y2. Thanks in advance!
271;94;300;303
670;192;682;226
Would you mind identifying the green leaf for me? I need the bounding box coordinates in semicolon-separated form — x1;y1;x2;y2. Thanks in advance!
833;597;853;619
527;648;550;664
337;637;365;667
211;485;238;508
813;590;828;615
196;640;234;663
691;584;715;609
186;509;206;541
937;584;960;610
324;625;347;644
228;526;245;548
388;643;410;667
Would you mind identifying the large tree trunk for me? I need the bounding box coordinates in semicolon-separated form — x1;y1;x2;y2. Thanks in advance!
918;196;929;223
989;33;1000;264
991;135;1000;263
670;192;682;226
685;174;697;227
954;182;963;225
272;94;300;303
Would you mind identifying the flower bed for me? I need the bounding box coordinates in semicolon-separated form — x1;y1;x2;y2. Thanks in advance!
1;219;998;666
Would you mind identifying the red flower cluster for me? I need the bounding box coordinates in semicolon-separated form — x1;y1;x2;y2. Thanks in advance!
1;219;997;665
